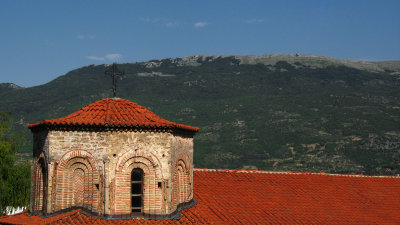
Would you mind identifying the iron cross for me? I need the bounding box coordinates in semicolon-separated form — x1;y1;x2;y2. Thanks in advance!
105;63;124;97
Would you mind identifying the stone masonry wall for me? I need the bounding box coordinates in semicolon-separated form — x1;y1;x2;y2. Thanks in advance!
31;129;195;216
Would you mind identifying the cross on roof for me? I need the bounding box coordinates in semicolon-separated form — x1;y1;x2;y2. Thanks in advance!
105;63;124;97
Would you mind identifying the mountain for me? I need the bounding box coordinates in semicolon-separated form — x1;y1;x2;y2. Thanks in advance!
1;54;399;175
181;54;400;73
0;83;23;92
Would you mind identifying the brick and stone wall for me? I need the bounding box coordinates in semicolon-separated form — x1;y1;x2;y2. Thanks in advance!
170;136;193;212
30;129;194;216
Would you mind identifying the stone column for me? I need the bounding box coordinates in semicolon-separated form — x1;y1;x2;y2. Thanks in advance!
103;159;110;215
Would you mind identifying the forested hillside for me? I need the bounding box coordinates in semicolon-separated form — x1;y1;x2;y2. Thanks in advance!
1;54;399;175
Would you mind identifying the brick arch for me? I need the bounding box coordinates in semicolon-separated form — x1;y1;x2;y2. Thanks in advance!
172;153;192;210
32;153;48;214
113;150;164;215
53;150;101;213
177;152;192;170
116;149;160;171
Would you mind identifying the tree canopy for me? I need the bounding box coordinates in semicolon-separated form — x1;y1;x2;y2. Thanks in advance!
0;112;30;216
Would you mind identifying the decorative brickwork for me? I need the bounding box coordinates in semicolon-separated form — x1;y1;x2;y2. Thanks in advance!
114;150;163;215
169;154;191;212
52;150;100;213
27;98;199;219
72;169;84;205
177;160;190;203
169;135;194;213
31;155;47;214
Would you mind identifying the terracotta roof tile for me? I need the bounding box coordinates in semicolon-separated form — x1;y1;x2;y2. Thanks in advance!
1;169;400;224
27;98;199;132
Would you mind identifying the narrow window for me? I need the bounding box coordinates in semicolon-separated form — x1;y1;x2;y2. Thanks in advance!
131;168;144;213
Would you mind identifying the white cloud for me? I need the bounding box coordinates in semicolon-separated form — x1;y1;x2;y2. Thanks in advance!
194;22;207;28
166;22;179;28
77;34;96;40
105;54;122;61
86;53;122;61
86;56;105;61
243;19;264;24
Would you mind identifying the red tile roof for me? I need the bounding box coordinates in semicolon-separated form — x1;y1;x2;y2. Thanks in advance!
28;98;199;132
1;169;400;224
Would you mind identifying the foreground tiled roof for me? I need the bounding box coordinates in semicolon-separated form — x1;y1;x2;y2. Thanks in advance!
1;169;400;224
28;98;199;132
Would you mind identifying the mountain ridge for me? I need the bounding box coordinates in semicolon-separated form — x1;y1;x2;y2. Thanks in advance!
141;53;400;74
0;54;399;175
3;54;400;88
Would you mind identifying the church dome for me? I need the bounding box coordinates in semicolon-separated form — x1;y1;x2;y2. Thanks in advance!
28;98;199;133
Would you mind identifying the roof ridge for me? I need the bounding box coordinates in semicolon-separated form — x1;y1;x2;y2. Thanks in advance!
27;98;199;132
193;168;400;178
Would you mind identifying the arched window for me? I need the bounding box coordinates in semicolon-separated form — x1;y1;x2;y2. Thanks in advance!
131;168;144;213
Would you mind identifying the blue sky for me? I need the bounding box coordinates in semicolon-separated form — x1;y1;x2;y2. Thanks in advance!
0;0;399;87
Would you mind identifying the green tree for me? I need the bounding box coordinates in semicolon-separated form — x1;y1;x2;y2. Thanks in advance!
0;112;30;216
